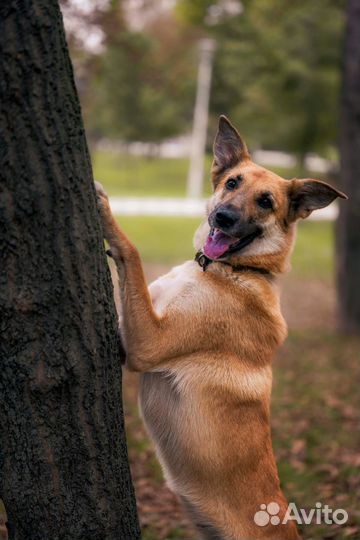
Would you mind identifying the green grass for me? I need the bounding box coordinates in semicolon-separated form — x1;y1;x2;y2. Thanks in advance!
92;151;311;198
95;150;335;278
291;221;334;280
92;152;211;198
117;216;201;265
117;216;333;280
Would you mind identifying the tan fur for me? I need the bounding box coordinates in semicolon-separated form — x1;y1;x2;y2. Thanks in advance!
95;116;346;540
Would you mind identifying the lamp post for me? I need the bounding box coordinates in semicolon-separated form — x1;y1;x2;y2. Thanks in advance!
186;38;216;199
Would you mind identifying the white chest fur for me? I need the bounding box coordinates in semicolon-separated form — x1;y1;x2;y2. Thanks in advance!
148;260;200;315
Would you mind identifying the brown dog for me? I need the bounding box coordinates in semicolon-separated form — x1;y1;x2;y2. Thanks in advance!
96;116;346;540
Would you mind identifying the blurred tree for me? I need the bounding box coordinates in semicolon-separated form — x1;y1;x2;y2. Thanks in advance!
0;1;140;538
85;6;198;144
336;0;360;334
177;0;346;165
63;0;347;157
176;0;214;26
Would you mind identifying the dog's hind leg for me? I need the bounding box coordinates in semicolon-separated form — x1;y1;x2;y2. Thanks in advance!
180;496;226;540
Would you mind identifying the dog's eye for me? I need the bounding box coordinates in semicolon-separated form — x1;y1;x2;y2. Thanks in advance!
225;176;241;191
257;194;273;210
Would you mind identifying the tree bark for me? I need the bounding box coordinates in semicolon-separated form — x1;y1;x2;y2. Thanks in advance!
0;2;140;539
336;0;360;334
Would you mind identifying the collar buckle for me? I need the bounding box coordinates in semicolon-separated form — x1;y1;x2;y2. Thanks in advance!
195;251;211;271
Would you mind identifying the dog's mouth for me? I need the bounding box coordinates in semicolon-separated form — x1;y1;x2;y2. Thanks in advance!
203;227;262;260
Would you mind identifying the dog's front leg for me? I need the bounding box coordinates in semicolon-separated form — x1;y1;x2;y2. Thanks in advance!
95;183;224;373
95;182;163;370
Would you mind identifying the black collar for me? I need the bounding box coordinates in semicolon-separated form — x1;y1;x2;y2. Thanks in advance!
195;251;272;276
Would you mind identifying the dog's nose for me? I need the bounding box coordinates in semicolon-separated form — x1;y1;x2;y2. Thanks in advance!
214;208;238;229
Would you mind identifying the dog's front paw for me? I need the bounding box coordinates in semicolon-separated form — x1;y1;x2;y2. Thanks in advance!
95;181;114;241
95;181;110;213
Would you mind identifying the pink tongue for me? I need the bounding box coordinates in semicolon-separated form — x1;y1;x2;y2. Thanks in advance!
203;230;235;259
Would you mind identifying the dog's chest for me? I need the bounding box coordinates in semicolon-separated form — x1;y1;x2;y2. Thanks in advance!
148;261;199;315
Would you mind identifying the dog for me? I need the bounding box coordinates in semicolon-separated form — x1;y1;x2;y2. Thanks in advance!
95;116;346;540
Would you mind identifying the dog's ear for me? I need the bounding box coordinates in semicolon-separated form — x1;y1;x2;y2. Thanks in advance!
212;116;250;185
288;178;347;221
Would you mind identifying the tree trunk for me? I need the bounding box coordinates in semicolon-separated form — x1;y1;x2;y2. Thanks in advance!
336;0;360;333
0;2;141;539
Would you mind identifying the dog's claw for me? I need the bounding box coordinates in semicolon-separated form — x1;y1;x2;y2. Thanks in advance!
95;180;107;197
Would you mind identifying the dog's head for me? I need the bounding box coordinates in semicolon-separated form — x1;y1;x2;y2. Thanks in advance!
195;116;347;273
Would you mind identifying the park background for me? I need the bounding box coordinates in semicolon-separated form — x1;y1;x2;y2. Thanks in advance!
66;1;358;539
7;1;355;539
